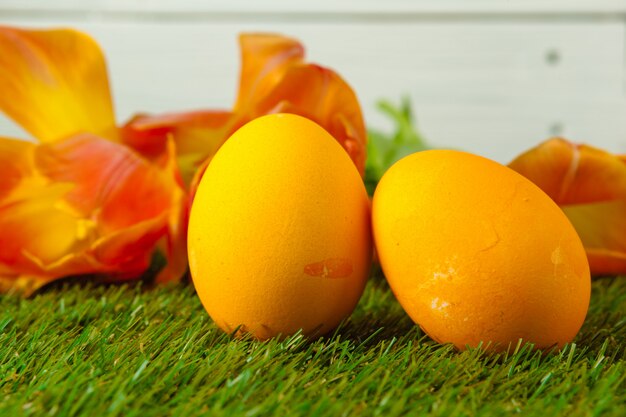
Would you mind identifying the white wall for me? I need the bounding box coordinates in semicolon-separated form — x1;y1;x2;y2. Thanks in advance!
1;0;625;162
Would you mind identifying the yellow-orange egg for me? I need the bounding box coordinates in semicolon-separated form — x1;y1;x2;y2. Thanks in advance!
372;150;590;352
188;114;372;340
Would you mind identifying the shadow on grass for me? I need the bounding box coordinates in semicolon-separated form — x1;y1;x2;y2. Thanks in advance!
18;264;626;364
333;308;420;348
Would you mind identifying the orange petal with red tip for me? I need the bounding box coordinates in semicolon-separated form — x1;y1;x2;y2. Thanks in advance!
0;134;187;294
35;134;176;229
37;134;188;277
509;137;626;275
121;110;233;187
0;137;91;292
0;26;117;142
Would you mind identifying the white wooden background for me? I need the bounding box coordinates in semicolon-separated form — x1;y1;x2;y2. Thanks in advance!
1;0;625;163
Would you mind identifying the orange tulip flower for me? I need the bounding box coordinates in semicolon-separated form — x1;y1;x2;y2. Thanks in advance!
509;137;626;275
122;33;367;191
0;27;366;293
0;26;187;293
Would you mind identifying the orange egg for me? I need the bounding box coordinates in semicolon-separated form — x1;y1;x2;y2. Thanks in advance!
188;114;372;340
372;150;590;352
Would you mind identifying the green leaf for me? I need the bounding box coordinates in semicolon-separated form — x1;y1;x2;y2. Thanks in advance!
365;97;429;194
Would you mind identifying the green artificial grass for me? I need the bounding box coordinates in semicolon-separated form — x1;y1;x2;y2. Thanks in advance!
0;271;624;417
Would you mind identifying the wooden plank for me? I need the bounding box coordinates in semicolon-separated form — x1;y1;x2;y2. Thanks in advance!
0;18;624;163
0;0;626;15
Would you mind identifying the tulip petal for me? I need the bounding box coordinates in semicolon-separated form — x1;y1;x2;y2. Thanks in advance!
509;138;626;205
509;137;626;275
34;134;173;228
255;64;367;175
91;215;168;271
0;179;85;271
0;134;187;293
36;135;188;275
0;137;34;199
562;200;626;275
121;110;233;187
0;26;116;142
152;138;189;284
236;33;304;111
233;34;367;175
0;137;93;288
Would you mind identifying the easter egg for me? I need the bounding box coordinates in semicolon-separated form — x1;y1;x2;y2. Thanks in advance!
372;150;590;352
188;113;372;340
